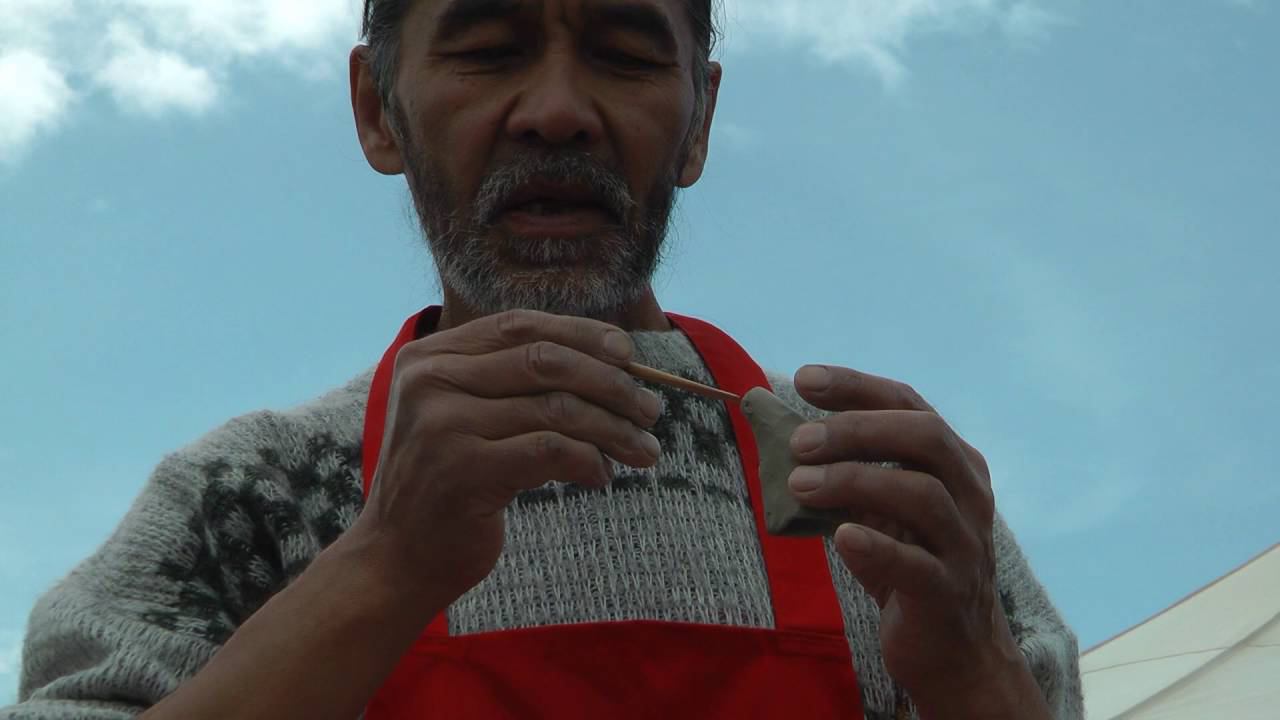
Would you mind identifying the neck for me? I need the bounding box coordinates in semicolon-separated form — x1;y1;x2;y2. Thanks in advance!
436;285;673;333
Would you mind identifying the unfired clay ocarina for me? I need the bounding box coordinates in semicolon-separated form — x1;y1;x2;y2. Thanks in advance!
741;387;855;537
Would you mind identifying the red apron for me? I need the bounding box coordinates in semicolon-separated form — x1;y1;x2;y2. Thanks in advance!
361;308;865;719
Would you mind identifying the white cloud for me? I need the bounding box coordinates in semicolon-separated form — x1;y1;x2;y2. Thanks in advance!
0;49;74;164
1003;1;1069;47
723;0;1070;87
0;0;1074;161
95;23;218;116
106;0;360;60
0;0;77;45
0;0;360;161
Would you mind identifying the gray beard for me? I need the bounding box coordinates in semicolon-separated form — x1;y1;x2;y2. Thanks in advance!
402;142;678;320
434;234;657;319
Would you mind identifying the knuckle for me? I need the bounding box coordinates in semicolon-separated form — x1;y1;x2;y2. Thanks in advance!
896;381;927;410
927;560;953;597
525;341;564;377
415;354;443;380
496;309;540;343
968;445;991;477
542;392;576;424
534;432;565;464
915;474;952;526
923;413;957;455
413;354;456;389
393;344;432;384
392;344;415;373
973;485;996;524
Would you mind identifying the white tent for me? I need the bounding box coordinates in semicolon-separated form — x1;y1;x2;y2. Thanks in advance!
1080;542;1280;719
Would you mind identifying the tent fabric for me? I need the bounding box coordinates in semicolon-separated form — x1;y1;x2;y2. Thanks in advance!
1080;542;1280;719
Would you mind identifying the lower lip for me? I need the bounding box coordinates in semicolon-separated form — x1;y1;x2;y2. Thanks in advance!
501;207;615;237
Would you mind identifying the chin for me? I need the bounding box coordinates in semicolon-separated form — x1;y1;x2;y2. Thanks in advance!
498;234;615;265
451;268;637;320
433;229;658;319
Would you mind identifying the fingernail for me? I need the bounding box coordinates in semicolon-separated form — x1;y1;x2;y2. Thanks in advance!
796;365;831;392
791;423;827;454
788;466;825;493
836;523;871;554
599;451;616;484
636;388;662;424
603;330;633;362
639;431;661;458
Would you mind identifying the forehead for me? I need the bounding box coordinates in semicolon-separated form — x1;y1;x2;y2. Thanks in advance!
418;0;692;32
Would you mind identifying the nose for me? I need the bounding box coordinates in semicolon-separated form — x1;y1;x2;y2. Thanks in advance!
505;51;604;147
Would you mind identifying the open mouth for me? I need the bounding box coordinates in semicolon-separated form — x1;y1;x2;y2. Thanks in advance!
497;180;620;223
508;198;607;216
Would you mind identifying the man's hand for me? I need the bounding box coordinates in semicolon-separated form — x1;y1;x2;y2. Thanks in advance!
139;311;663;720
355;309;663;606
787;365;1051;719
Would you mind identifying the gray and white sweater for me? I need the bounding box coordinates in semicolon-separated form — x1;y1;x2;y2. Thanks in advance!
1;330;1084;719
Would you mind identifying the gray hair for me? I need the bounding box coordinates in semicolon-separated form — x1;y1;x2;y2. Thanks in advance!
360;0;720;135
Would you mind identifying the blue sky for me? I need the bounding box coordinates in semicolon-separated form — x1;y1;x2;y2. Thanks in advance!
2;0;1277;705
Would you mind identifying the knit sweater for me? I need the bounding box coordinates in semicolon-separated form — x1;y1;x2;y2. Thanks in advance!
2;329;1084;719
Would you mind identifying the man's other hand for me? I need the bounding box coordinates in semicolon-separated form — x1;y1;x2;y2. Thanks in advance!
788;365;1052;719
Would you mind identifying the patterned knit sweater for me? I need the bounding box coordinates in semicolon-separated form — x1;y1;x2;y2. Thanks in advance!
2;330;1084;719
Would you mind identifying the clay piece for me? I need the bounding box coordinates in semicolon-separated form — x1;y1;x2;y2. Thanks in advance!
741;387;855;537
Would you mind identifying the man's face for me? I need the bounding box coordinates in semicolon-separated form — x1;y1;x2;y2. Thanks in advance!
381;0;717;318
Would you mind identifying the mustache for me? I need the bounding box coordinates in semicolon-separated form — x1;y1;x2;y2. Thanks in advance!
472;152;636;225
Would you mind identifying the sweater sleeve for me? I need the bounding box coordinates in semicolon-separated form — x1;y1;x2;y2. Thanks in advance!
1;455;234;717
992;513;1085;719
889;513;1084;720
0;401;366;719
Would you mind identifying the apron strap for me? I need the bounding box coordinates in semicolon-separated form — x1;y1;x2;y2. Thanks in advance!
361;307;441;498
362;309;847;639
666;314;846;637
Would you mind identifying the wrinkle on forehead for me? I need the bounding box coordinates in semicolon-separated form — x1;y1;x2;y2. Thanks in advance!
425;0;685;38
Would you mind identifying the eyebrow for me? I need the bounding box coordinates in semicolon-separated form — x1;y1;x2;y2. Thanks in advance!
431;0;679;58
586;3;679;58
432;0;522;45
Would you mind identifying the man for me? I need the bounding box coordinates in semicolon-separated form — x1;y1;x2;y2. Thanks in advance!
2;1;1083;718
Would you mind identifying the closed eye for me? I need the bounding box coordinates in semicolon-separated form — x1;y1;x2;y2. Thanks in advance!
453;46;522;63
596;48;661;70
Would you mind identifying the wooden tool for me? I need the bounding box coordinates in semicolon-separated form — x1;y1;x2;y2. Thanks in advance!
627;363;741;404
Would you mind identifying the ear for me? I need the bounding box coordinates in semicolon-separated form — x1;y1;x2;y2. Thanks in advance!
350;45;405;176
676;61;722;188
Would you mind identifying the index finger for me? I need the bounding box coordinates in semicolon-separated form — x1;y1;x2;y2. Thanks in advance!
793;365;938;414
426;309;636;367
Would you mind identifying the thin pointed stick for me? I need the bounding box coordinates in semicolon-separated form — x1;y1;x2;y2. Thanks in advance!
627;363;741;404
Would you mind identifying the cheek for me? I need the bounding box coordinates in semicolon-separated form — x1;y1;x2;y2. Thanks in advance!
406;79;505;199
610;95;693;191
